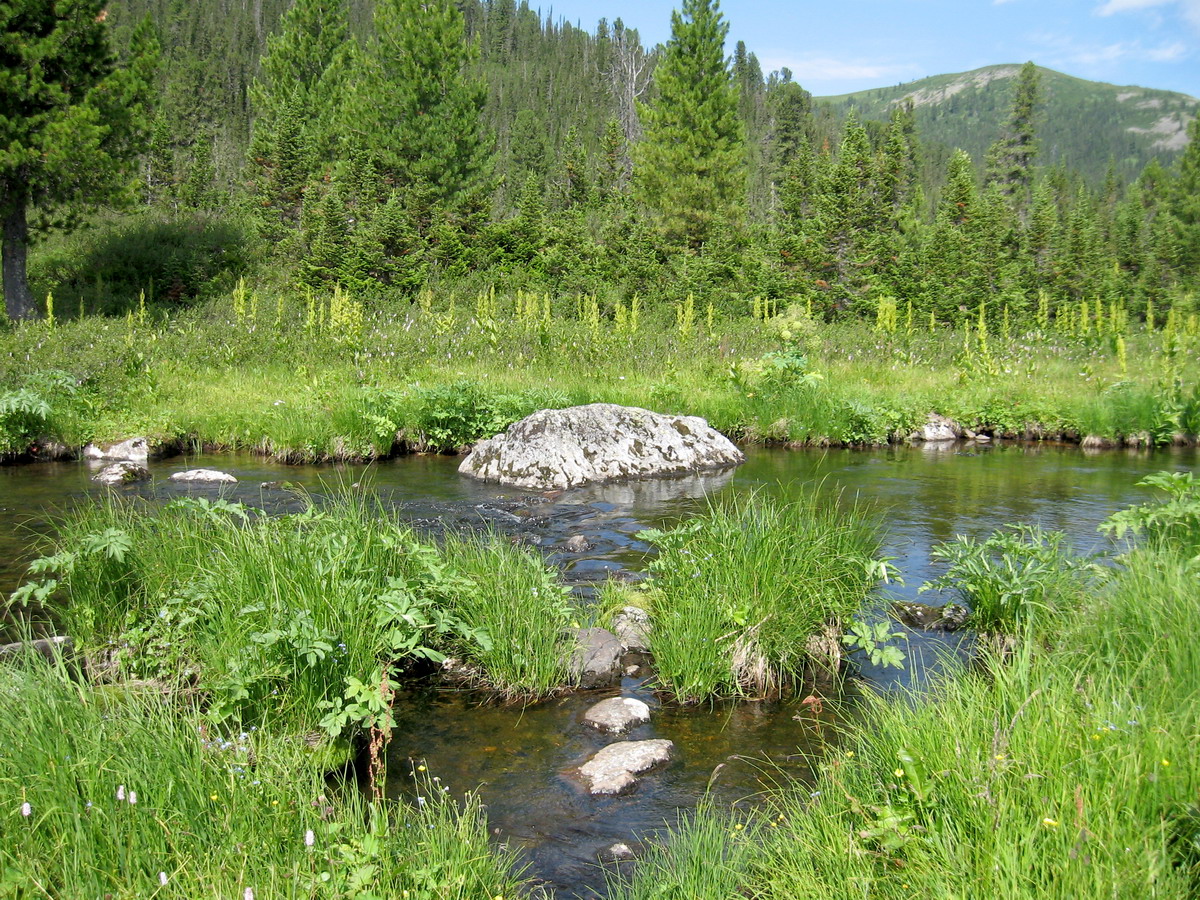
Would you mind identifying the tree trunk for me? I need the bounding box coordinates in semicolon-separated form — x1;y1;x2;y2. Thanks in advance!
2;188;38;321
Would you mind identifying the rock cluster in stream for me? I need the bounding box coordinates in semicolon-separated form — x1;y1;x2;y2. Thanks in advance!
458;403;745;490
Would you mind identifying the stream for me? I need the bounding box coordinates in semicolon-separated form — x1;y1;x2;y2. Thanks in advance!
1;442;1194;896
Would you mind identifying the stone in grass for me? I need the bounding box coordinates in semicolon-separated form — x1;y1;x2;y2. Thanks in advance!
0;636;74;663
578;739;675;796
170;469;238;484
84;437;151;462
583;697;651;735
92;462;150;485
568;627;624;689
611;606;651;652
910;413;961;443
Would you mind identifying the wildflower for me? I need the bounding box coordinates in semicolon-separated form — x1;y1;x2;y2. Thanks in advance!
159;872;168;886
1042;817;1059;828
733;823;744;831
305;829;315;848
1161;759;1170;767
210;794;219;801
128;791;137;805
21;802;31;817
845;751;854;759
244;889;254;900
994;754;1006;761
893;768;905;778
116;784;126;801
417;764;426;772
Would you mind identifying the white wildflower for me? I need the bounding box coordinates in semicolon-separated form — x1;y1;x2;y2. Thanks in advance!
21;802;31;817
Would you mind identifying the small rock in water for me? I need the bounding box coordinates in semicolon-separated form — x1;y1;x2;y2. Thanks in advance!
910;413;961;443
583;697;651;735
890;600;970;632
607;843;635;860
578;739;674;796
563;534;592;553
169;468;237;484
92;462;150;485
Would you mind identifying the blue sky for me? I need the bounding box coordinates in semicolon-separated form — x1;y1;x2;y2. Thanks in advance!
544;0;1200;97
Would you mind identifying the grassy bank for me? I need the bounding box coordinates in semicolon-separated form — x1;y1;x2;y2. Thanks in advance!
3;288;1200;462
9;492;578;744
607;479;1200;899
0;656;525;899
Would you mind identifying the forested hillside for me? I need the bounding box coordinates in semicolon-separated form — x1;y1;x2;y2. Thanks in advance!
4;0;1199;330
820;64;1197;185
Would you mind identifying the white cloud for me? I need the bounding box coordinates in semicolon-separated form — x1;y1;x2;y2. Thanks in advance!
1032;30;1193;66
1095;0;1200;27
757;55;921;85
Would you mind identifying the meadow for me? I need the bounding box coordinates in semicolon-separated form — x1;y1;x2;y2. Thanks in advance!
3;285;1200;464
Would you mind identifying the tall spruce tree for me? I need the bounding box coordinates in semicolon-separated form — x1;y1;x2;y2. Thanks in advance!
344;0;492;212
634;0;745;250
1;3;157;320
985;61;1042;206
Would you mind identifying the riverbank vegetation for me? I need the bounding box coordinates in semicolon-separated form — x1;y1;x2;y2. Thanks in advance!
3;288;1200;463
608;476;1200;899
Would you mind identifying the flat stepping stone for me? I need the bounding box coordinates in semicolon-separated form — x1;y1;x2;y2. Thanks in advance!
170;469;237;484
583;697;651;735
578;739;674;796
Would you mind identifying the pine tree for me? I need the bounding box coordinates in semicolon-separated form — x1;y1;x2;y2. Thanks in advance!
1165;115;1200;277
1;4;158;320
345;0;493;212
247;0;350;237
634;0;745;250
561;126;590;208
597;118;627;201
985;61;1042;205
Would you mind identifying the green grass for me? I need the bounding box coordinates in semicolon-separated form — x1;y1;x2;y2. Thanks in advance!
0;656;526;899
9;491;579;743
635;487;883;703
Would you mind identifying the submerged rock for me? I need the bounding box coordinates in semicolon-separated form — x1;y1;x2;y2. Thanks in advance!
606;843;636;860
29;437;74;461
583;697;651;735
578;739;675;795
169;468;237;484
890;600;969;632
569;628;624;689
911;413;962;443
563;534;593;553
92;462;150;485
458;403;745;491
611;606;651;652
84;437;151;462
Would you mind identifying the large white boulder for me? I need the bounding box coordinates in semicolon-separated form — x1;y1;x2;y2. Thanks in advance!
459;404;744;491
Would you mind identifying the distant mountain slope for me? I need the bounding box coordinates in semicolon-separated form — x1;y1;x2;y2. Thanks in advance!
816;64;1197;183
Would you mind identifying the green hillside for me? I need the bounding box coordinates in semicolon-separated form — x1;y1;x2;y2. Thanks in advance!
818;64;1198;183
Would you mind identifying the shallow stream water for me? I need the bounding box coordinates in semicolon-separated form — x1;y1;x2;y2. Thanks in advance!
1;443;1195;896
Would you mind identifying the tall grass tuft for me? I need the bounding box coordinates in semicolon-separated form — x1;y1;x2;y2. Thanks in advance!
639;486;882;703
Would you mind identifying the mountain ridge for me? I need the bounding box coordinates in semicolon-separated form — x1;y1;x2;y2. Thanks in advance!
815;63;1197;182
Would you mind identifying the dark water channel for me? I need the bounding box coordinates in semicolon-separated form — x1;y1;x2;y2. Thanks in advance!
1;443;1196;896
